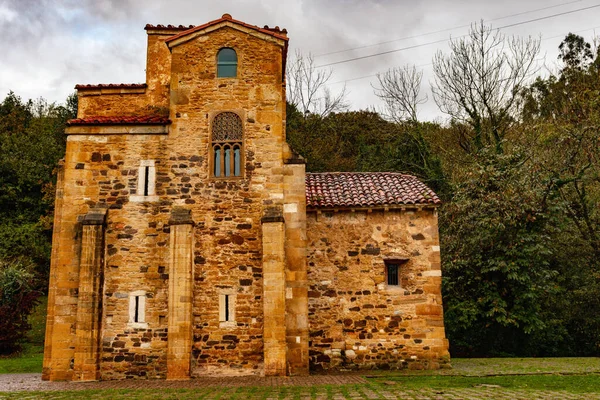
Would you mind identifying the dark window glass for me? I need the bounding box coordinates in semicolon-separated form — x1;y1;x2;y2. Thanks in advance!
143;166;149;196
387;263;399;286
234;146;241;176
224;146;231;176
217;48;237;77
134;296;140;322
214;147;221;177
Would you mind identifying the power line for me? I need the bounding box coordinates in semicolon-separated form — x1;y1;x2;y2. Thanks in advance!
326;25;600;86
315;3;600;68
314;0;583;58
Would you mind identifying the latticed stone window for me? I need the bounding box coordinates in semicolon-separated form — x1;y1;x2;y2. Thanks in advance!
211;112;243;178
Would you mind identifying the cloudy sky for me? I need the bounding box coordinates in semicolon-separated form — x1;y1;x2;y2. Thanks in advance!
1;0;599;120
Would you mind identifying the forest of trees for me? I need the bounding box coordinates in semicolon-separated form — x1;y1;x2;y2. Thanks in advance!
0;27;598;357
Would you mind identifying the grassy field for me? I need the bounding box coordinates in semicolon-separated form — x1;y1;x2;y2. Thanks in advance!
1;299;599;398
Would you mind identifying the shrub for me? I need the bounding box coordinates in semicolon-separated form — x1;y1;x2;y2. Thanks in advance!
0;258;41;354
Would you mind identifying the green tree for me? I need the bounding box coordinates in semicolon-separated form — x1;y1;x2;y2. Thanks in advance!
0;92;75;280
441;148;558;356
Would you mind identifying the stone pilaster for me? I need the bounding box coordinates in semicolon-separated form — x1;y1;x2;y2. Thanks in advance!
283;161;309;375
261;207;287;376
73;207;107;381
42;160;65;381
167;207;194;380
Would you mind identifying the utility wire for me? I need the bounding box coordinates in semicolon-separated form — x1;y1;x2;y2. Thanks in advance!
315;3;600;68
314;0;582;58
326;25;600;86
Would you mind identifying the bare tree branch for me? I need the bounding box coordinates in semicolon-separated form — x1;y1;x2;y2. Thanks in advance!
432;21;541;153
372;65;427;123
286;50;349;117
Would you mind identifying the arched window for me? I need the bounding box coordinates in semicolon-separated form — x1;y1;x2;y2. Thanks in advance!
212;112;243;178
217;48;237;78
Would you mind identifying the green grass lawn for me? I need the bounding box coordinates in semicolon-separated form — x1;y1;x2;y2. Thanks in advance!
369;374;600;392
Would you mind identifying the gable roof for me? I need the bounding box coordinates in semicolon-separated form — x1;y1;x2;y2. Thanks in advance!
305;172;441;209
165;13;288;45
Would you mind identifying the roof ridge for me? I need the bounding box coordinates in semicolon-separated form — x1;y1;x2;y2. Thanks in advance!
306;171;417;178
165;14;288;44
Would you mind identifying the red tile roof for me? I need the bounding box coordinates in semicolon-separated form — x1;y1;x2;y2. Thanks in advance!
144;24;196;30
75;83;147;90
306;172;441;208
67;116;171;126
165;14;288;44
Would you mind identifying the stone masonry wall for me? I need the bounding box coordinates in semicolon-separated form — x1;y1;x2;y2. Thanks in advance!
306;209;450;371
167;26;286;376
45;23;288;380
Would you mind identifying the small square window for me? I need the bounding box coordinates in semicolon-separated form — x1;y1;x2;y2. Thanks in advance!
386;263;400;286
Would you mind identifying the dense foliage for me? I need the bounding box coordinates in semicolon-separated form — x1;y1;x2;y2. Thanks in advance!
0;258;41;353
0;92;74;352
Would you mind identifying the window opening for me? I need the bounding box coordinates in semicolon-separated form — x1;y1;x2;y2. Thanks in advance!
224;294;230;321
133;160;156;201
211;112;243;178
143;166;149;196
387;263;399;286
134;295;140;322
219;293;236;325
128;290;147;327
217;48;237;78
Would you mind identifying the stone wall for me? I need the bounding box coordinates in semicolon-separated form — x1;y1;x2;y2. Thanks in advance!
306;208;450;371
44;21;290;380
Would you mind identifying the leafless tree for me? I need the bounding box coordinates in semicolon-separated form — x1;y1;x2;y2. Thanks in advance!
432;21;541;153
373;65;427;123
286;50;349;117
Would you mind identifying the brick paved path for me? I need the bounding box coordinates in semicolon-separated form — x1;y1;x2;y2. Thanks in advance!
0;373;366;391
1;373;599;399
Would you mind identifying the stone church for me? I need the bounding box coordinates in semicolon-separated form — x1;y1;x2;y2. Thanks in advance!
43;14;449;381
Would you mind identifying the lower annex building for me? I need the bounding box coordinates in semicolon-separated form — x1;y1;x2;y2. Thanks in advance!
43;14;450;381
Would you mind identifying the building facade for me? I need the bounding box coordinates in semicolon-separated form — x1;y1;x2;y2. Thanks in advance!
43;14;449;381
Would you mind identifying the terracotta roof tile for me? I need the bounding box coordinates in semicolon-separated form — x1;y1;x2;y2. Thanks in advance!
305;172;441;208
165;14;288;44
144;24;196;30
75;83;147;90
67;115;171;126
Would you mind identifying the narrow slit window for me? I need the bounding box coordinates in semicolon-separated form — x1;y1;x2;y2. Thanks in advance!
128;291;147;326
135;160;156;199
143;166;149;196
134;296;140;322
219;293;236;324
